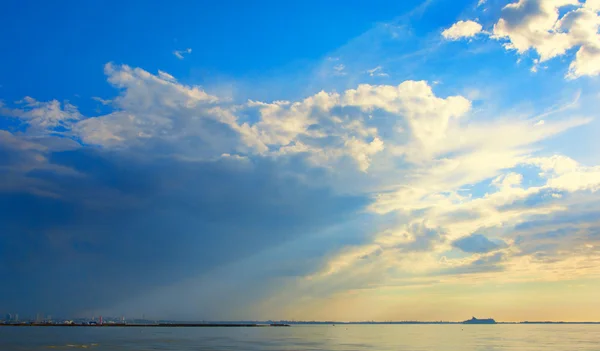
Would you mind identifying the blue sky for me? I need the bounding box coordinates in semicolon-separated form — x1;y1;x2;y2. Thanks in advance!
1;0;600;322
1;0;428;104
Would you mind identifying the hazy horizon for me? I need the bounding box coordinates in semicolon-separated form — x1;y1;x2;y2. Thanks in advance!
1;0;600;322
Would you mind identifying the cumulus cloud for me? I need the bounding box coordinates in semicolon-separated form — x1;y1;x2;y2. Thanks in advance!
442;20;483;40
343;81;471;153
445;0;600;78
10;65;482;174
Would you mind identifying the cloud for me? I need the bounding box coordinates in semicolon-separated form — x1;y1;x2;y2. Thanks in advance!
2;59;507;317
442;20;483;40
436;252;507;276
588;0;600;11
446;0;600;78
343;81;471;153
0;142;368;317
526;155;600;192
367;66;389;77
92;97;112;106
492;172;523;189
74;63;221;150
2;65;482;179
173;48;192;59
1;97;82;135
1;41;599;320
452;234;507;253
157;70;177;82
333;63;347;76
281;121;597;309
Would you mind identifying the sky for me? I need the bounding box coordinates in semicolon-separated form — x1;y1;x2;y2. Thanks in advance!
1;0;600;322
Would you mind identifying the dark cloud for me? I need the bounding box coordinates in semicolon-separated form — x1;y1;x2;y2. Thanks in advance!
452;234;507;254
0;142;368;318
512;225;600;263
508;197;600;263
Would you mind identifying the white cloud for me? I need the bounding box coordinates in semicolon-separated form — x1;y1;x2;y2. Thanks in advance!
527;155;579;176
5;65;590;185
442;20;483;40
586;0;600;11
20;65;582;182
92;96;112;105
158;70;177;82
344;81;471;156
240;90;385;171
173;48;192;59
1;97;82;135
529;155;600;192
492;172;523;189
2;66;468;173
333;64;346;76
366;66;389;77
450;0;600;78
547;166;600;192
492;0;578;60
77;63;220;146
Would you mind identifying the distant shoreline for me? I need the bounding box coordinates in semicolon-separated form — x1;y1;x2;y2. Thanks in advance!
2;322;600;327
0;323;290;327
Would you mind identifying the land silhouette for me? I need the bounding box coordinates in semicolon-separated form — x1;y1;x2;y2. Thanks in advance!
2;316;600;327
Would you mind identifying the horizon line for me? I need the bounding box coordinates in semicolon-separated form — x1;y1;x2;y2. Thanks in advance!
6;318;600;324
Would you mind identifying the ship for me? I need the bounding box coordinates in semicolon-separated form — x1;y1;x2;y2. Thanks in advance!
462;317;496;324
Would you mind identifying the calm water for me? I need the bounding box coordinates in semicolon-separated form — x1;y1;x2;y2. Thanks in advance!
1;325;599;350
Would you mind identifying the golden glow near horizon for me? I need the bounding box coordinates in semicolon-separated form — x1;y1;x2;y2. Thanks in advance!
253;278;600;322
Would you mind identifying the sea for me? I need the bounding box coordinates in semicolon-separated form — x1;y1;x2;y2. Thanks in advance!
1;325;599;350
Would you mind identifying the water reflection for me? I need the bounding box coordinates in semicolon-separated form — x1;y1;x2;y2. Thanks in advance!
1;325;599;350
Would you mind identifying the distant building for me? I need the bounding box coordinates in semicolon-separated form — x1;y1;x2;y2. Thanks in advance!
5;314;12;322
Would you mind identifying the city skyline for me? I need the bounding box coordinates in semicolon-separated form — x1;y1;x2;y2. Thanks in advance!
1;0;600;322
